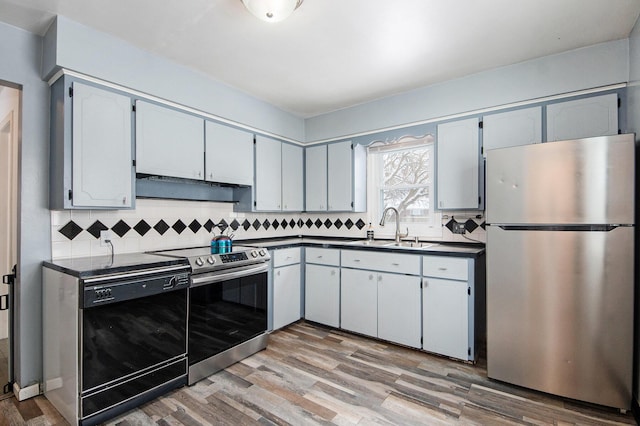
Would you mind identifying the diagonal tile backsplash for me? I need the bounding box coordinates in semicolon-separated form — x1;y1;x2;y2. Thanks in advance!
50;198;485;260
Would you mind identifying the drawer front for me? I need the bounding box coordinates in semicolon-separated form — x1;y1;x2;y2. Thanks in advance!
341;250;420;275
305;248;340;266
423;255;469;281
272;247;301;267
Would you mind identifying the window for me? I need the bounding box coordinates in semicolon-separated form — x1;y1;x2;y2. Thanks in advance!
368;135;441;237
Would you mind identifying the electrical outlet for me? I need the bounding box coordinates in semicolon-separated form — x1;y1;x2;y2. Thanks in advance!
100;230;112;247
452;221;466;234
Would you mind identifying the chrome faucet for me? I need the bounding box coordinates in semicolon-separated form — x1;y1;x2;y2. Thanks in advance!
379;206;408;243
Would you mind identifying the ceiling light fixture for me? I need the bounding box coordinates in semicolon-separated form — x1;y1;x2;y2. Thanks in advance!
241;0;304;23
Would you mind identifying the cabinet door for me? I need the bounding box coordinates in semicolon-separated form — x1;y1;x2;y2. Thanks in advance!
273;264;301;330
72;83;133;207
340;268;377;337
305;264;340;328
483;106;542;155
377;273;421;348
305;145;327;211
436;117;480;210
282;143;303;211
255;136;282;211
328;141;352;211
546;94;618;142
205;121;253;185
422;277;469;360
136;100;204;179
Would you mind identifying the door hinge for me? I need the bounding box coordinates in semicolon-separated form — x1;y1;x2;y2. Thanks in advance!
2;265;15;286
468;287;471;295
478;196;481;205
478;121;483;129
253;135;256;145
68;189;73;200
480;146;484;155
351;143;354;150
253;201;257;207
420;337;423;345
68;87;73;97
132;104;136;112
468;347;471;356
132;159;136;167
0;295;7;311
618;97;621;108
350;201;354;208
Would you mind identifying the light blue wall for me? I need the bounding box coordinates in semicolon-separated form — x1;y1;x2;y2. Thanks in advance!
305;39;629;142
0;21;51;389
626;14;640;408
43;16;305;143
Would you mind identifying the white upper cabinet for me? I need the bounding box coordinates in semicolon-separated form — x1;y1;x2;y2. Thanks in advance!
305;145;328;211
483;106;542;155
255;135;282;211
328;141;353;211
436;117;481;210
546;93;618;142
282;143;304;211
205;121;253;186
135;100;204;180
71;82;133;208
305;141;366;212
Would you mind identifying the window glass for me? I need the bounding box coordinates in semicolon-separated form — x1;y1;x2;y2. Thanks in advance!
368;135;441;237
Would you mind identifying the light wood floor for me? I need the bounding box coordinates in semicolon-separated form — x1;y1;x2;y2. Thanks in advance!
0;322;637;425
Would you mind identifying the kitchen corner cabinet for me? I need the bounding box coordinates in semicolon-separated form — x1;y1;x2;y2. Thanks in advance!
546;93;618;142
305;141;366;212
272;247;302;330
304;248;340;328
135;100;204;180
483;106;542;155
205;121;253;186
436;117;481;210
340;250;421;348
422;255;479;361
253;136;303;212
50;79;134;209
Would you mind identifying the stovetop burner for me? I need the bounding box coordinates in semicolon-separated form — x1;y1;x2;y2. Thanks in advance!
153;245;270;273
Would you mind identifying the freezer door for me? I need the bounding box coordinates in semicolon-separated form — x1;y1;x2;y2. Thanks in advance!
486;225;633;409
486;134;635;225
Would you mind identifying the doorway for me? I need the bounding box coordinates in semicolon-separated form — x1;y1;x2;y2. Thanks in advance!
0;84;19;400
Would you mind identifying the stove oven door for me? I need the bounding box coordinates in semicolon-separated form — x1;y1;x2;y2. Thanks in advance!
189;264;268;366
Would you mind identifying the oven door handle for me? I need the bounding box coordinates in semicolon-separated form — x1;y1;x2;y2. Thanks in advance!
190;263;270;287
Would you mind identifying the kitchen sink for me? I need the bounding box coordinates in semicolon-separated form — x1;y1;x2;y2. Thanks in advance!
347;239;396;247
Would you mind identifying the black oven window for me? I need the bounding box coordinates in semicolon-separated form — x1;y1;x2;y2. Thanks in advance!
82;289;187;391
189;272;267;365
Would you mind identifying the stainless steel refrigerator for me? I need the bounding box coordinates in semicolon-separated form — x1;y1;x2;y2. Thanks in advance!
485;133;634;410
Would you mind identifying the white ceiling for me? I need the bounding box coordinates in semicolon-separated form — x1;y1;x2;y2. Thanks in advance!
1;0;640;117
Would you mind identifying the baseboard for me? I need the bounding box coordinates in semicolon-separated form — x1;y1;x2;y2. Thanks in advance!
13;382;40;401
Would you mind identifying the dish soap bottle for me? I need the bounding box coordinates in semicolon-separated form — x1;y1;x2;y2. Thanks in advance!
366;222;374;241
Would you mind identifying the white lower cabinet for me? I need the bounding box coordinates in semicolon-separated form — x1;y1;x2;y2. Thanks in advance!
340;268;378;337
340;249;422;348
378;273;422;348
422;277;469;359
304;248;341;328
422;255;474;361
272;248;302;330
305;264;340;327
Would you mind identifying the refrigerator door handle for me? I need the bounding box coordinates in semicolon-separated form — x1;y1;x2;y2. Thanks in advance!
494;224;628;232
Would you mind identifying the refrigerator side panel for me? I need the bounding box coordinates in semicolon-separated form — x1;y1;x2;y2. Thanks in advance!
486;134;635;225
486;225;634;409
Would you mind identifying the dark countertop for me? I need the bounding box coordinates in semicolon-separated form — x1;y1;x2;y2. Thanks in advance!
236;236;485;258
43;252;189;278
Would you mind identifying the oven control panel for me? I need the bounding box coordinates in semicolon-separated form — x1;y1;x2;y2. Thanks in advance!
220;252;249;263
83;271;190;307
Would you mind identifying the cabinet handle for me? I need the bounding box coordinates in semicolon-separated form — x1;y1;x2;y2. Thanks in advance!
277;271;281;276
122;196;127;205
438;267;447;271
284;205;287;209
331;270;336;276
317;255;323;258
209;173;213;179
423;279;427;288
378;275;382;282
353;259;361;262
198;171;202;177
392;262;400;266
369;274;374;280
